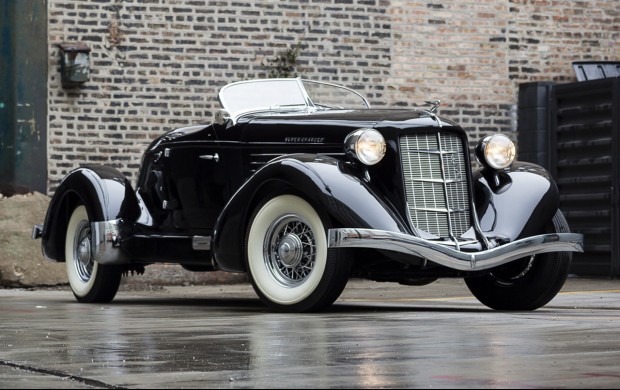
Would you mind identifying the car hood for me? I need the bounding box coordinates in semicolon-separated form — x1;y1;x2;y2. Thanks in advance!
235;109;462;144
150;108;465;147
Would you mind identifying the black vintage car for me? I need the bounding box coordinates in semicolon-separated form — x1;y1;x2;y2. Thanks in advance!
33;78;583;312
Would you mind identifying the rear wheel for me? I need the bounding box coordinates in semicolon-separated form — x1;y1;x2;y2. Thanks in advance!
65;205;122;303
465;210;572;311
245;194;351;312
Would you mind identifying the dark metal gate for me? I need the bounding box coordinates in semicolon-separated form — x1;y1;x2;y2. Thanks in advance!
519;76;620;276
551;77;620;276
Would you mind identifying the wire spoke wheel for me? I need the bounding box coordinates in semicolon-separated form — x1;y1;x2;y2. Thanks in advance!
265;214;317;287
73;220;94;283
246;194;351;312
489;255;536;286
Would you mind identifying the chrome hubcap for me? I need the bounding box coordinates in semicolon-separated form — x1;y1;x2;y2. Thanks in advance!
73;220;94;283
264;214;316;287
278;234;304;267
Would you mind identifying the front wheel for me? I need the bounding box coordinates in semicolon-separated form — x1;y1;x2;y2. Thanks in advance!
245;194;351;312
65;205;122;303
465;210;573;311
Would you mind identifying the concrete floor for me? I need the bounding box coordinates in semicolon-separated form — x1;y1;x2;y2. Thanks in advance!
1;276;620;388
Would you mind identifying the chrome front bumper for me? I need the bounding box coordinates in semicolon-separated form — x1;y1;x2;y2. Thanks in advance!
328;228;584;271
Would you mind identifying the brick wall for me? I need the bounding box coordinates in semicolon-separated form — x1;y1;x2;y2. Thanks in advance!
47;0;619;192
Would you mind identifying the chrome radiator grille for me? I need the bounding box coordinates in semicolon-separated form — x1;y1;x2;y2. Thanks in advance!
400;133;471;238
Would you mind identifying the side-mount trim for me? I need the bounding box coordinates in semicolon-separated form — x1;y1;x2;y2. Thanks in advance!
192;236;212;251
32;224;43;240
91;220;131;265
328;228;583;271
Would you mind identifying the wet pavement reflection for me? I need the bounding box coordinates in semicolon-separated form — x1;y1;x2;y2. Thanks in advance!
1;279;620;388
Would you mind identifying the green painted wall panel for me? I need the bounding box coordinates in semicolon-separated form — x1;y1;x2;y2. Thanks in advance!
0;2;16;186
0;0;47;194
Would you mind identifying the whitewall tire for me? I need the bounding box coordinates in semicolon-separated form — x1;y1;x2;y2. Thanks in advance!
246;194;351;312
65;205;122;303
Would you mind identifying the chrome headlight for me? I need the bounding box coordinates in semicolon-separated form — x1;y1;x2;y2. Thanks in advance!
476;134;516;170
345;129;386;166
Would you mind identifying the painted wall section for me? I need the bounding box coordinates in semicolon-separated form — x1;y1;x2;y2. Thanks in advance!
0;3;16;185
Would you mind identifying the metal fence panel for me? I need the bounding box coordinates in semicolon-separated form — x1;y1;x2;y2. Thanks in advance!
552;77;620;276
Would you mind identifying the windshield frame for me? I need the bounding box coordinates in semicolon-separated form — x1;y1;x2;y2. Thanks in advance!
218;78;370;124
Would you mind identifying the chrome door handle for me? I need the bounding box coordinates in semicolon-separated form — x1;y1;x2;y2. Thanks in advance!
199;153;219;163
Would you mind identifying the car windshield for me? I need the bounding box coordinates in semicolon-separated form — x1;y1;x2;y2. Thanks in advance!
218;78;369;121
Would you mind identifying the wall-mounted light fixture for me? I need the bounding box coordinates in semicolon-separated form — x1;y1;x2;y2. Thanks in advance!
59;42;91;87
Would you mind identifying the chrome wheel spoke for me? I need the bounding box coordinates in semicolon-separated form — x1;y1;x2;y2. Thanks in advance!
264;214;317;287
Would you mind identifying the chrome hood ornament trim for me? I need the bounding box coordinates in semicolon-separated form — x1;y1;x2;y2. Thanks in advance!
421;100;442;127
425;100;441;114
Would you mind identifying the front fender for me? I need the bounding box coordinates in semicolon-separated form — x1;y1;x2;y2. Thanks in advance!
212;154;410;272
474;161;559;241
41;166;140;262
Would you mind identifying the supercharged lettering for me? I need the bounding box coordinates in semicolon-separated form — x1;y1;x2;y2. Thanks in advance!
284;137;325;143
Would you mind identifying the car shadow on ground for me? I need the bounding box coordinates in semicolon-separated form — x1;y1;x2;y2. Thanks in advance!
99;295;493;314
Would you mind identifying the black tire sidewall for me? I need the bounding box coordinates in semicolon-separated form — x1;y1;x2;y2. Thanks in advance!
465;210;572;311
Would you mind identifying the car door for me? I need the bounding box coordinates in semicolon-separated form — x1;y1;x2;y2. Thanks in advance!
163;142;229;234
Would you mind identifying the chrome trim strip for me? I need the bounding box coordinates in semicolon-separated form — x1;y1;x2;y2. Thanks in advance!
91;220;131;265
436;132;457;248
403;206;469;213
328;228;584;271
199;153;220;163
438;239;480;247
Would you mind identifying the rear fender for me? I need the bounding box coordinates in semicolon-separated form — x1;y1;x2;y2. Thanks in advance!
41;166;140;262
212;155;409;272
